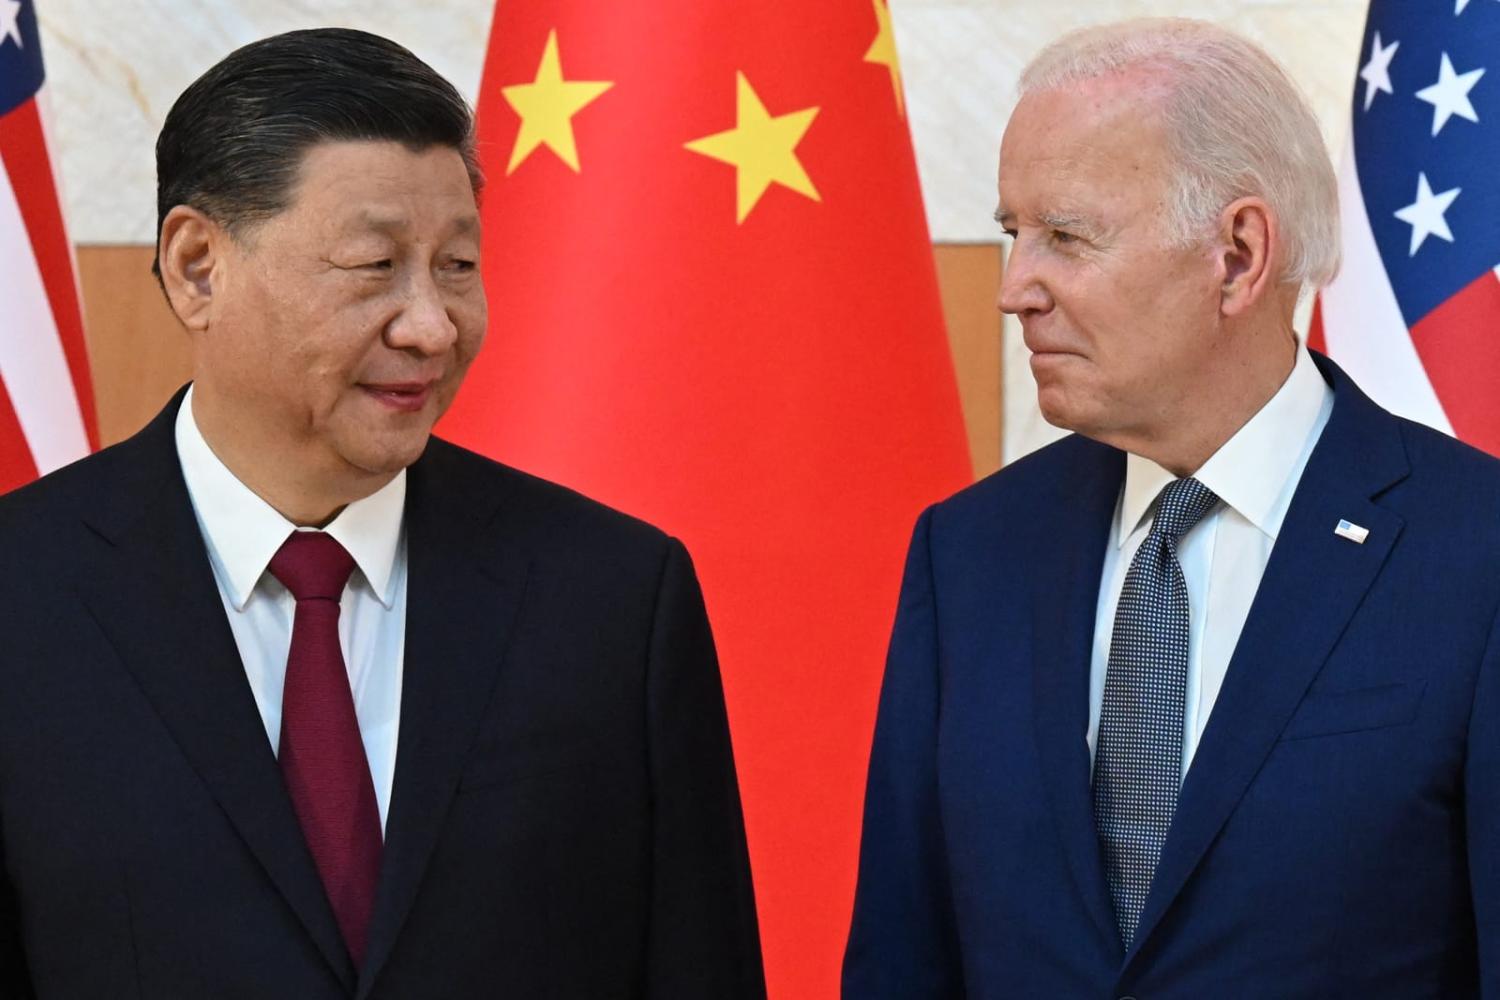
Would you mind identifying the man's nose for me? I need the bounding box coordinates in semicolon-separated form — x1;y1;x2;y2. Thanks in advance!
996;243;1049;316
387;272;459;355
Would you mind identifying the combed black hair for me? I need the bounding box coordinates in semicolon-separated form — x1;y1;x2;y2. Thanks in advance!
152;27;480;279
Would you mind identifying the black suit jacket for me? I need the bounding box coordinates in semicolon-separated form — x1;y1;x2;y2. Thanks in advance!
0;390;765;999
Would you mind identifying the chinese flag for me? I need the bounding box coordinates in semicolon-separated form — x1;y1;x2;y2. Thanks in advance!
439;1;973;994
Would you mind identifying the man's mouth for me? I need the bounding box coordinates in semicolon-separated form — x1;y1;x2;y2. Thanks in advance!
361;381;434;412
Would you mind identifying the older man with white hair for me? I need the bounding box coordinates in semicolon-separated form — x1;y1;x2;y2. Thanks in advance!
844;17;1500;998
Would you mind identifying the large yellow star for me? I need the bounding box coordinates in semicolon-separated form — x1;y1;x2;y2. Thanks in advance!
500;30;613;174
684;73;820;224
864;0;904;118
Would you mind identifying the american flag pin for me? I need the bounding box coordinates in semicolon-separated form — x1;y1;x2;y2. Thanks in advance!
1334;519;1370;544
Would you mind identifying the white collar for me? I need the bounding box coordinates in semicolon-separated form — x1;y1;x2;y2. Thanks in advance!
174;385;406;610
1118;343;1331;546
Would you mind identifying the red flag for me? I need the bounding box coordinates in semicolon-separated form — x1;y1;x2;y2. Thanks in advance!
0;0;97;494
440;1;972;994
1311;1;1500;457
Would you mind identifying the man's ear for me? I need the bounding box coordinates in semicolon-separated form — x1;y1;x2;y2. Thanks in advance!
1215;197;1277;319
157;206;226;332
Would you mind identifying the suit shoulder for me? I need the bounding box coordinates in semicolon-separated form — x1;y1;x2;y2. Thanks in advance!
0;443;128;541
1390;416;1500;538
928;433;1112;526
0;390;183;543
421;437;675;558
1396;416;1500;485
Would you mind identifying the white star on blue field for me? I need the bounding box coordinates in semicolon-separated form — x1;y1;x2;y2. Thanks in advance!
1355;0;1500;325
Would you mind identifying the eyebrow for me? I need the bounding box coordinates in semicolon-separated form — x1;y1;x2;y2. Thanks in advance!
355;212;479;236
992;207;1101;238
1039;211;1096;235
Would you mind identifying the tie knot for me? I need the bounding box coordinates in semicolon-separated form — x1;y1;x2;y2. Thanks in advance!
268;531;355;602
1149;476;1219;543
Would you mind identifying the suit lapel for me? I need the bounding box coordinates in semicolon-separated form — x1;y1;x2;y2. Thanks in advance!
1125;357;1410;966
1030;438;1126;958
357;442;531;997
76;391;356;991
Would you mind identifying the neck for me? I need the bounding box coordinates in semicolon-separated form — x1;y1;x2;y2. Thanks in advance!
189;385;393;527
1125;321;1298;478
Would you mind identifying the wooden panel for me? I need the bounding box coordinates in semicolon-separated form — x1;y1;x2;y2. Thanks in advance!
76;245;192;446
934;244;1003;479
76;244;1006;472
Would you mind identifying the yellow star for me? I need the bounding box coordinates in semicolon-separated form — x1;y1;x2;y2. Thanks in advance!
864;0;905;118
500;30;613;174
684;73;820;224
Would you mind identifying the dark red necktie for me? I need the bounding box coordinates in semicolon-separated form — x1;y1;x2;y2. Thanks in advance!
269;531;383;966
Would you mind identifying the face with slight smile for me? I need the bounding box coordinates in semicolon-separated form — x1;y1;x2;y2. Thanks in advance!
996;75;1222;447
198;139;486;483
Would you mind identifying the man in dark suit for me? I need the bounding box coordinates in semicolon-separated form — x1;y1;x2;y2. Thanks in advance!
0;28;764;999
844;17;1500;999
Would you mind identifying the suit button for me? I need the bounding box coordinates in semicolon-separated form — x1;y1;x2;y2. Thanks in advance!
1118;996;1138;1000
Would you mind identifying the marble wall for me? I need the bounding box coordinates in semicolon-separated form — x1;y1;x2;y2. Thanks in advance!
36;0;492;244
35;0;1370;462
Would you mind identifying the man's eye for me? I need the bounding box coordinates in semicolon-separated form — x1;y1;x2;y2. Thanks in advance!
365;259;394;270
446;258;477;273
1052;230;1076;244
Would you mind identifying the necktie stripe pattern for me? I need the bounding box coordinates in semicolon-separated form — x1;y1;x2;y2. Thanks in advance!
1093;476;1219;947
269;530;383;966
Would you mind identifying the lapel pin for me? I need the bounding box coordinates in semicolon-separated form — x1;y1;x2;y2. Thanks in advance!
1334;519;1369;544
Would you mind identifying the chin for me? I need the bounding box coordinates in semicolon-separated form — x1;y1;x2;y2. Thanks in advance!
342;433;432;477
1034;388;1082;433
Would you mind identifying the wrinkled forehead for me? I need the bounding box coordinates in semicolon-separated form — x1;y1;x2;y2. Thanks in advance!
997;76;1176;215
241;139;482;251
1003;69;1174;160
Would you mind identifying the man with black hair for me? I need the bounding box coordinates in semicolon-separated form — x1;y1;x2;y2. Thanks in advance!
0;28;765;999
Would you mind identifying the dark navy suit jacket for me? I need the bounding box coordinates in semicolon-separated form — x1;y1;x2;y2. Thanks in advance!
844;355;1500;998
0;390;765;999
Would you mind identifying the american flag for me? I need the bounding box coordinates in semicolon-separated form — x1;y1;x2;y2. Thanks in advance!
0;0;95;494
1312;0;1500;458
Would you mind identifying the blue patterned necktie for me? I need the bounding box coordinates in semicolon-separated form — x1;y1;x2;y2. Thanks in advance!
1093;476;1220;948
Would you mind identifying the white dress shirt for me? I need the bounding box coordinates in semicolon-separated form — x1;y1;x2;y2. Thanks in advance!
174;386;407;829
1087;344;1334;777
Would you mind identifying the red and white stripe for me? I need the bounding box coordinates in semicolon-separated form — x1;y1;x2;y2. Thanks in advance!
0;82;95;493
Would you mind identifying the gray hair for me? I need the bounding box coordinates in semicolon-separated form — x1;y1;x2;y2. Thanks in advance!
1019;18;1340;289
